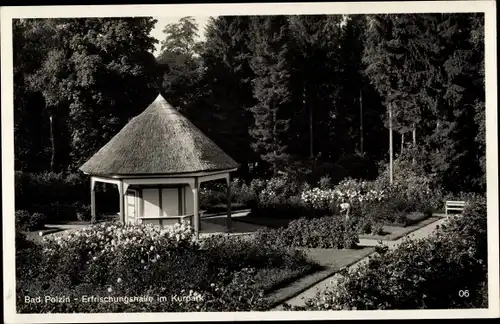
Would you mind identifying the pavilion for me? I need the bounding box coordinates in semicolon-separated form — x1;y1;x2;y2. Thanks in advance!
79;94;240;238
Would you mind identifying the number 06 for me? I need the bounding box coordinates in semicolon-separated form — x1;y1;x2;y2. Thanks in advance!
459;290;469;297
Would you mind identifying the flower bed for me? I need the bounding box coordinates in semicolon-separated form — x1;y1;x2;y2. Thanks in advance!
16;220;318;313
200;234;321;292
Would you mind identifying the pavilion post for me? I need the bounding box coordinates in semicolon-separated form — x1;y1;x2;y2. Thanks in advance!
193;177;200;239
118;181;125;223
226;174;232;233
90;177;96;223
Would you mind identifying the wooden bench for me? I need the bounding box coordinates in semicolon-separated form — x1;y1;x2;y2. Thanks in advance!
445;200;466;216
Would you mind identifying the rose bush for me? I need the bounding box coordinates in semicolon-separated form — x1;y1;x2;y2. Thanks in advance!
301;178;386;210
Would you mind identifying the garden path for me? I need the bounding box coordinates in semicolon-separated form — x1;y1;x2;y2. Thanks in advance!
272;216;448;310
39;211;262;240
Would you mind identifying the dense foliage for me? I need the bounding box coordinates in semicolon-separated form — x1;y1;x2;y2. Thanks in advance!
15;210;46;232
14;18;159;172
284;196;488;310
15;171;116;224
14;14;484;193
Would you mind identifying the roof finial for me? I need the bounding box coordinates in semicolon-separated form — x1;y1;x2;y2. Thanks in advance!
155;93;166;103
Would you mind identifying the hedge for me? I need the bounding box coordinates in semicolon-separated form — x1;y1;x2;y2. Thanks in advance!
255;215;360;249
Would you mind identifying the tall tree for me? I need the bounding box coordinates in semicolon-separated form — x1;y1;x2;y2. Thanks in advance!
157;16;203;111
13;19;52;172
287;15;343;161
21;19;73;172
363;13;485;192
195;16;257;176
249;16;295;175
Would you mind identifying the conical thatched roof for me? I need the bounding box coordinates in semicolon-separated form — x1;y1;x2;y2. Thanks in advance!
80;94;239;176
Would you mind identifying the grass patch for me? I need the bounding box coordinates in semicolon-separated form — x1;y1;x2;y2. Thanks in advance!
265;246;375;308
234;212;298;229
255;264;323;294
300;246;376;269
203;203;248;215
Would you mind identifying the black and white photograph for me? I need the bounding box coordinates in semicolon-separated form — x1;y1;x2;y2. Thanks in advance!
2;1;498;322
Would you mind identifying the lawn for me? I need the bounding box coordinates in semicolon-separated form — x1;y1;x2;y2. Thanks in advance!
203;203;249;215
233;212;298;228
254;264;322;294
300;246;376;269
265;246;375;307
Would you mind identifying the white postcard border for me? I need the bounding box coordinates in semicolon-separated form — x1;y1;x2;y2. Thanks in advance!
2;1;498;322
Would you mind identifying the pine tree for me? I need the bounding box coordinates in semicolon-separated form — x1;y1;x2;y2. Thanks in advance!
363;13;485;192
249;16;295;175
195;16;257;176
287;15;344;161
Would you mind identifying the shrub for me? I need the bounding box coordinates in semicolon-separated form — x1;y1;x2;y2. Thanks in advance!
257;176;300;205
420;201;435;218
198;178;259;210
15;210;45;231
318;175;332;189
255;216;359;249
248;175;319;218
202;234;312;270
360;199;418;227
371;222;385;236
34;202;88;223
199;187;226;209
231;178;257;206
15;210;30;231
76;205;92;222
301;179;386;214
30;212;46;230
374;158;443;213
252;194;323;219
15;171;92;222
286;196;487;310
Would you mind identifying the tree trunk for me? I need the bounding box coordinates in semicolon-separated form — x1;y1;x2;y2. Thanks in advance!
412;125;416;164
360;88;364;154
49;114;56;172
401;132;405;154
389;103;393;184
436;120;441;153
